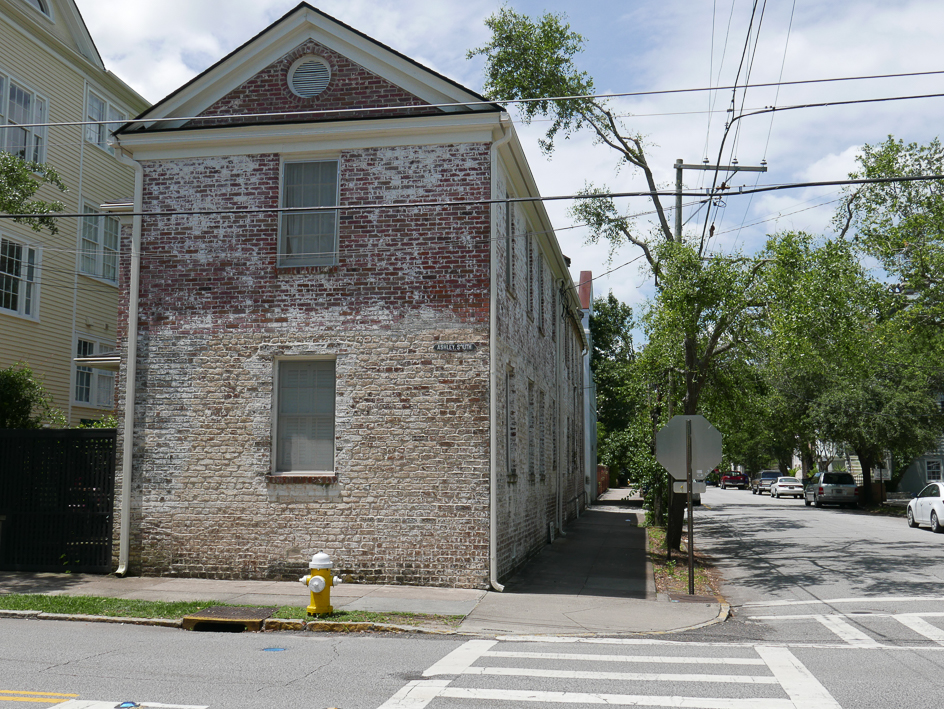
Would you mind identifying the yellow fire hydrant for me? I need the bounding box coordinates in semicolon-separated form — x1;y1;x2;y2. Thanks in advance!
299;551;343;615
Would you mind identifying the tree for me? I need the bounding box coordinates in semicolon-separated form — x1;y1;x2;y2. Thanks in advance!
0;362;66;429
471;9;771;548
0;151;66;233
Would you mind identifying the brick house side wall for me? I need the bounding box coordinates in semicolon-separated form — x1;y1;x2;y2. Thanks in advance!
190;39;444;127
114;142;493;587
490;166;586;582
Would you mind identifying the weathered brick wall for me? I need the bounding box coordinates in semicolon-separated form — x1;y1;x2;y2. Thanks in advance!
191;39;443;128
491;167;586;582
115;142;494;586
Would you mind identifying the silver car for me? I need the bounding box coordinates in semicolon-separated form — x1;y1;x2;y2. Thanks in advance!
804;471;859;508
771;477;804;499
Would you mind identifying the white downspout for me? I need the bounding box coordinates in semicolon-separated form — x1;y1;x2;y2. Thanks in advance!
489;115;512;592
114;149;142;577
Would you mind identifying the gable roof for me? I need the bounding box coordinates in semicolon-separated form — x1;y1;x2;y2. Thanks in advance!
121;2;499;135
3;0;104;68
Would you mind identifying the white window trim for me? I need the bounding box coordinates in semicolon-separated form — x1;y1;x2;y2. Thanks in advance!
73;335;116;409
271;356;337;475
0;68;49;163
84;87;126;156
278;158;341;267
79;204;120;284
0;235;40;320
926;458;942;482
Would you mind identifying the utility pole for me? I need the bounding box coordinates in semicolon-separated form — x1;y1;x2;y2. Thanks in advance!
674;160;768;240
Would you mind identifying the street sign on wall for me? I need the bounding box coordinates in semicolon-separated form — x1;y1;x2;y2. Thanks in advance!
656;415;722;481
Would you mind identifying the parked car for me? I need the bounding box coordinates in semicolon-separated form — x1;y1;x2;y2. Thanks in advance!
770;477;804;499
721;471;749;489
751;470;781;495
804;471;859;508
907;482;944;532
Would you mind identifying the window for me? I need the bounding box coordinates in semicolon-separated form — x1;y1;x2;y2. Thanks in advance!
526;233;534;318
75;338;115;408
276;360;335;473
0;237;39;318
279;160;339;266
81;206;119;282
506;367;517;482
538;253;546;333
0;71;47;162
528;380;535;483
504;191;514;292
24;0;51;16
85;91;125;155
927;460;942;482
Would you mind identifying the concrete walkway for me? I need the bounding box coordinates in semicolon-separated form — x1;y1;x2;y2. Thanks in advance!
0;490;725;635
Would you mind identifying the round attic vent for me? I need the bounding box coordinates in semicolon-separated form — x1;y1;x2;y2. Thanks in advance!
288;57;331;98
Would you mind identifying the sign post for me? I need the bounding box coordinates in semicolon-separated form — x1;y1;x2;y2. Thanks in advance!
656;415;722;595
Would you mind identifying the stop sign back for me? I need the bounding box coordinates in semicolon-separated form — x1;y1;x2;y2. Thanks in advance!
656;415;722;481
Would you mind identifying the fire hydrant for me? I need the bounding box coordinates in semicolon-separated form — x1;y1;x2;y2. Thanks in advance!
299;551;343;615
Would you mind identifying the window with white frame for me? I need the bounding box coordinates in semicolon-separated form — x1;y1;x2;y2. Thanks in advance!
0;70;47;163
85;91;125;155
0;237;39;318
927;459;942;482
75;338;115;408
279;160;339;266
276;359;336;473
24;0;51;16
81;206;119;282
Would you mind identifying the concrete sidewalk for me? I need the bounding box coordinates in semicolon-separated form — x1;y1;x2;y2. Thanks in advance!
0;490;725;635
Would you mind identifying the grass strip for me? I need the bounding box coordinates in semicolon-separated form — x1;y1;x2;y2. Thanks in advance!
0;593;464;628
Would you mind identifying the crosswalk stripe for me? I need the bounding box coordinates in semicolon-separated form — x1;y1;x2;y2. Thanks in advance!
755;646;842;709
483;651;766;665
437;687;795;707
814;615;881;647
377;679;452;708
893;615;944;645
462;666;778;684
422;639;495;677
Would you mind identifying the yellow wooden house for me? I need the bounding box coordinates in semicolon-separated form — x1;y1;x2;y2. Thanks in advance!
0;0;148;424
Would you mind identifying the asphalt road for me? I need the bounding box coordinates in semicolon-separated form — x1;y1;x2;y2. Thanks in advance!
5;487;944;708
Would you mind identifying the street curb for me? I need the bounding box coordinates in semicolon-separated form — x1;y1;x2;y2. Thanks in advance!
0;610;181;627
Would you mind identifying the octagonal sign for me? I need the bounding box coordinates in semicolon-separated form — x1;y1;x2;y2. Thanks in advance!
656;415;722;481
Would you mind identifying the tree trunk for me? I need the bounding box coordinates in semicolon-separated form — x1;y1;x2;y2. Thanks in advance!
665;491;686;554
856;449;874;506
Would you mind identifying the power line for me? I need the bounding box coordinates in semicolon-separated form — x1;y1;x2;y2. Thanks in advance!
4;174;942;221
5;69;944;130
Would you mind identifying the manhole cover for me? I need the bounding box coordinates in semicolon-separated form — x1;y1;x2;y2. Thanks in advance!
182;606;277;632
668;594;718;603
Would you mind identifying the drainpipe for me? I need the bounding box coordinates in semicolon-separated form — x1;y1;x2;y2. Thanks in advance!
113;148;142;577
489;114;512;592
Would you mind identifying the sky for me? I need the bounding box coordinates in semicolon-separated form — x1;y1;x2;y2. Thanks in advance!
76;0;944;320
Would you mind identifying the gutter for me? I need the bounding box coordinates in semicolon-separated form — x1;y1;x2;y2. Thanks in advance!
488;114;513;593
112;147;143;577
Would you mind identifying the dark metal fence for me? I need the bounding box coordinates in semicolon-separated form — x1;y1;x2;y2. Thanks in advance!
0;429;116;573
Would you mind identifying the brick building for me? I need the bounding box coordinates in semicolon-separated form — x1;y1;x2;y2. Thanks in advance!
110;3;587;588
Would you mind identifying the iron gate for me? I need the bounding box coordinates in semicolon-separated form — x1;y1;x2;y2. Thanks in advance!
0;429;116;573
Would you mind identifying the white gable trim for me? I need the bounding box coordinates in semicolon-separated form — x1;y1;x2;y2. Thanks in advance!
116;112;502;161
134;6;494;131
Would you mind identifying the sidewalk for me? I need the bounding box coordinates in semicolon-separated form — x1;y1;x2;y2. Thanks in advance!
0;490;725;636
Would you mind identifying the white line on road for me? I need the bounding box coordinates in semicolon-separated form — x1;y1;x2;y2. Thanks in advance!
422;638;496;676
484;650;766;665
815;615;882;647
497;634;944;650
435;687;796;707
742;596;944;608
376;680;453;709
462;666;779;684
51;703;209;709
754;645;842;709
893;615;944;645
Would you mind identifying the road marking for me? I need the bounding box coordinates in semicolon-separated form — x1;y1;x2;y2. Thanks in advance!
50;702;208;708
755;646;842;709
462;666;778;684
742;595;944;608
499;634;944;651
893;615;944;645
484;650;766;665
377;680;453;709
422;638;495;676
435;687;796;707
0;693;78;698
815;615;881;647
